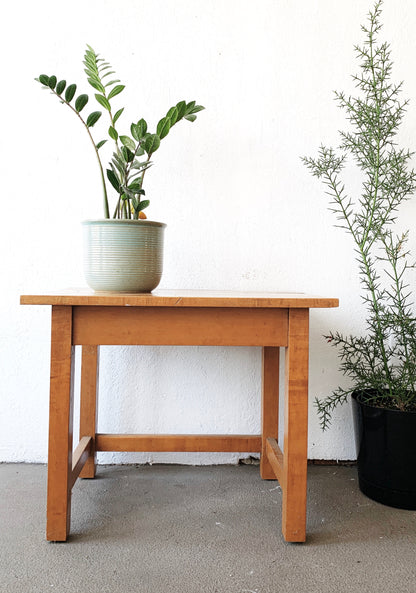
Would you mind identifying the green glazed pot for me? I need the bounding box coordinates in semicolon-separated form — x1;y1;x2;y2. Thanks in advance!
82;219;166;292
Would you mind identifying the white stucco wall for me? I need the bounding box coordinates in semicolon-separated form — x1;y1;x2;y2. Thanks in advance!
1;0;415;464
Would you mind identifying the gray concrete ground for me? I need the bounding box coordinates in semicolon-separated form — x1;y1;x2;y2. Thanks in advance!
0;463;415;593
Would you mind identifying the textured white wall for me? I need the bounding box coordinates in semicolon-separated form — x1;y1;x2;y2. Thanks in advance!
2;0;416;463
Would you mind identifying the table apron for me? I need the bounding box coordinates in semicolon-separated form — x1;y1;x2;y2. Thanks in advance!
72;306;289;347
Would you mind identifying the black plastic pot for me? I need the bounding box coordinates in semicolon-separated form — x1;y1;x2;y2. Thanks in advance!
352;391;416;510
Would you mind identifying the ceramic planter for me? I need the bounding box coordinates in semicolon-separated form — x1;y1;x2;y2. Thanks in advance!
352;390;416;510
82;219;166;292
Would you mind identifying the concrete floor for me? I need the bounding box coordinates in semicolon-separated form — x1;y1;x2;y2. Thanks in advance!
0;463;415;593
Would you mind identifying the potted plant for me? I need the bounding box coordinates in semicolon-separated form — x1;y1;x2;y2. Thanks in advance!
36;45;204;292
303;1;416;509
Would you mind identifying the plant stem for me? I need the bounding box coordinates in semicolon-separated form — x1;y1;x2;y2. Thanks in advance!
382;233;415;396
138;153;152;192
360;24;381;249
50;89;110;218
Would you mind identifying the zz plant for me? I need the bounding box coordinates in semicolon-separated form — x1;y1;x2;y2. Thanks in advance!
303;1;416;429
36;45;204;219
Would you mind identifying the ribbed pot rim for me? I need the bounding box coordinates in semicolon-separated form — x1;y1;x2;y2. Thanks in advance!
82;219;166;228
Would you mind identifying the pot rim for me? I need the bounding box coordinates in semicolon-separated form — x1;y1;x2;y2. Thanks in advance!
82;219;166;228
352;389;416;414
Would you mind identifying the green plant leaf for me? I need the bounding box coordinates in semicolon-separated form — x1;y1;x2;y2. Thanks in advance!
75;94;89;112
130;152;146;167
83;56;95;68
137;118;147;137
128;180;143;192
176;100;187;120
136;199;150;212
106;168;121;192
121;146;134;162
65;84;77;102
96;139;107;149
56;80;66;95
48;75;57;90
85;50;97;62
130;195;144;210
84;71;100;84
95;93;111;111
87;111;102;127
185;100;196;113
131;159;149;170
113;108;124;124
189;105;205;114
84;54;96;67
87;78;105;93
130;123;140;142
157;117;171;139
108;126;118;141
111;155;125;175
184;114;197;122
108;84;125;100
120;135;136;151
144;134;161;155
166;106;179;125
84;67;96;78
38;74;50;86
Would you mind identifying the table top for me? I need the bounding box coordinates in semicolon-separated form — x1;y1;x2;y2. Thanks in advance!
20;289;339;309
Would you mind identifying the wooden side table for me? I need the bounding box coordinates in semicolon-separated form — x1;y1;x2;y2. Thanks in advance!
21;290;338;542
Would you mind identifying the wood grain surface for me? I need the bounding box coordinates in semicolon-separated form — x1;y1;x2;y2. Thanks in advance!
21;289;339;309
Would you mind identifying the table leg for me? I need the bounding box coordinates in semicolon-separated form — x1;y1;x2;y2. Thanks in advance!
47;306;74;541
282;308;309;542
79;345;99;478
260;347;279;479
